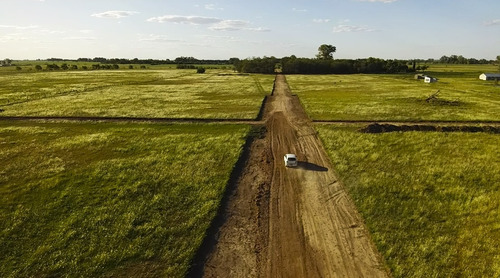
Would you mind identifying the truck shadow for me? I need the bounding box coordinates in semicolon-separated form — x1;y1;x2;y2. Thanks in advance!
296;161;328;172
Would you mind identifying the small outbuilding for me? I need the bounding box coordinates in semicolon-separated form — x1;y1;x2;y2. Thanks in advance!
424;76;438;83
479;73;500;81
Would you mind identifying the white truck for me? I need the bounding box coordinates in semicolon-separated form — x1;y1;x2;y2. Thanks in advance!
283;154;298;167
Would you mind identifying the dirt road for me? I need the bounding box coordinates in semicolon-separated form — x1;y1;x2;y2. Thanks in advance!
201;75;389;277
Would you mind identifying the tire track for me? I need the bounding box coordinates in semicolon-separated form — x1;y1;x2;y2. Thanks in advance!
261;74;390;277
199;74;391;277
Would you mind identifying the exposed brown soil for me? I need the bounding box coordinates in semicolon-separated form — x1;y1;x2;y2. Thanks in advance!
199;75;390;277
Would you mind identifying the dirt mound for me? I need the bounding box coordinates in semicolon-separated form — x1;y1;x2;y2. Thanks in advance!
360;123;500;133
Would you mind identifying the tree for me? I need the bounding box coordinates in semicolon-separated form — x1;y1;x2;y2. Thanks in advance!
2;58;12;66
229;57;240;71
497;55;500;71
316;44;336;60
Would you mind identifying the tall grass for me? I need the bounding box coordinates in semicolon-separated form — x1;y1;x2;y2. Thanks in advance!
0;121;250;277
286;64;500;121
316;125;500;277
0;70;274;119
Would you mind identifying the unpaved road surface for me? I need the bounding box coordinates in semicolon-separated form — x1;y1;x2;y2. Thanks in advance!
202;75;389;277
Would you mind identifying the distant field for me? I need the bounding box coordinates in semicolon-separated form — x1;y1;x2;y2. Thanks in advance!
317;125;500;277
286;64;500;121
0;121;250;277
0;69;273;119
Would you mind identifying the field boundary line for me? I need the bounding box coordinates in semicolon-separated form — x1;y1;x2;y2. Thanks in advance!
313;120;500;126
187;126;258;277
2;116;498;126
0;116;264;125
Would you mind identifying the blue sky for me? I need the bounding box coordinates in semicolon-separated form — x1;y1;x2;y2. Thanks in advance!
1;0;499;60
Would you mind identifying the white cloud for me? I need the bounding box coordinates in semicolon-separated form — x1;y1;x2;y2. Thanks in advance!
292;8;308;12
91;11;139;19
484;19;500;26
147;15;222;25
138;34;184;43
209;21;270;32
333;24;376;32
209;20;249;31
313;19;331;23
201;35;237;41
148;15;270;32
205;4;223;11
0;33;29;41
40;29;65;34
247;27;271;32
0;25;39;30
63;36;97;41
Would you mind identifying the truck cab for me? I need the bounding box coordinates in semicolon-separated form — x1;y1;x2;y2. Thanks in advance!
284;154;298;167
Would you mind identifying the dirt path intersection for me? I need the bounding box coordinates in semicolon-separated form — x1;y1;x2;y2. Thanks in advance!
201;75;389;277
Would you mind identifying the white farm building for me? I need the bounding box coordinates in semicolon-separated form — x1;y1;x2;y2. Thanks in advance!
424;76;438;83
479;73;500;81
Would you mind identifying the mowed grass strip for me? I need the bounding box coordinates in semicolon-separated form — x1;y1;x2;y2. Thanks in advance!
286;64;500;121
0;70;274;119
316;125;500;277
0;121;250;277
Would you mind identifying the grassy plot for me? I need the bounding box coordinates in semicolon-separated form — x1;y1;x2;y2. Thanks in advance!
0;121;250;277
0;70;274;119
286;64;500;121
0;70;186;106
316;125;500;277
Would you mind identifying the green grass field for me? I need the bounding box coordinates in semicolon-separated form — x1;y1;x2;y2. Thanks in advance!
0;69;273;119
286;64;500;121
2;64;500;277
0;121;250;277
316;125;500;277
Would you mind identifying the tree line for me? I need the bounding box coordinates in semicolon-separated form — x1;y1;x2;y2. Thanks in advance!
49;57;233;65
231;44;498;74
5;46;498;74
436;55;492;65
233;56;421;74
40;63;128;71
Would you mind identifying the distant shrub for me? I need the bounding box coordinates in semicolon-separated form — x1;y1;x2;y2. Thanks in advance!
197;67;206;74
177;64;196;69
46;64;60;71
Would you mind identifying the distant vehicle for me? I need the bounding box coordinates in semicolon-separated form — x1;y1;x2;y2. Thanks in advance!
284;154;298;167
